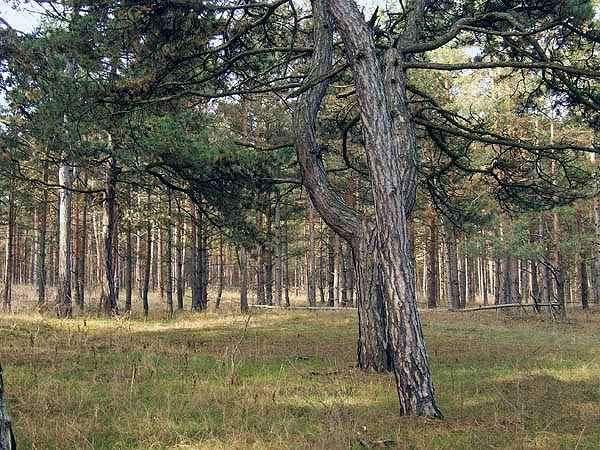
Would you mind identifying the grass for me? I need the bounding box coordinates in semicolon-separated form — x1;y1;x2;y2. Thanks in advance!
1;291;600;449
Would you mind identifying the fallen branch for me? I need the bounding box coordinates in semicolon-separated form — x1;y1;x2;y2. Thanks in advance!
249;304;357;311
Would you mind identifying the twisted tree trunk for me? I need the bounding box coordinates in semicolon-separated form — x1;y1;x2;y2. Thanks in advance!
293;0;390;373
303;0;441;416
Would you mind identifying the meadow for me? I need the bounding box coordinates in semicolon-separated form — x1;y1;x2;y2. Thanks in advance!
1;291;599;449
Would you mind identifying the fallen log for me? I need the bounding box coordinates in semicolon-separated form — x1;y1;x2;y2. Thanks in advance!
249;304;357;311
455;303;556;313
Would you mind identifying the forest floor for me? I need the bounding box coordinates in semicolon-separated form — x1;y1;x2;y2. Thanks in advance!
1;291;600;449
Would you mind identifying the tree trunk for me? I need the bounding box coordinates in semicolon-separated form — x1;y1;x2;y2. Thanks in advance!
283;218;290;307
274;201;283;306
324;0;441;416
444;223;460;310
238;247;249;313
292;0;393;374
102;157;118;315
0;364;16;450
175;213;186;310
305;198;317;306
124;210;133;313
577;209;589;309
191;203;208;311
591;198;600;303
255;209;265;305
352;223;392;372
553;211;566;318
165;192;174;317
34;167;49;308
216;234;224;309
74;189;88;311
141;214;152;318
264;199;274;306
2;190;15;312
425;207;439;309
55;160;74;318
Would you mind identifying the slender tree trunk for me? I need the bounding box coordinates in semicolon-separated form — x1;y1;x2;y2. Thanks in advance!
175;205;185;310
553;211;566;318
125;216;133;312
102;157;119;315
577;209;590;309
444;223;460;310
141;211;152;318
345;242;354;306
306;198;317;306
238;247;249;313
591;198;600;303
55;160;74;318
283;218;290;307
74;189;88;311
191;202;208;311
3;190;15;311
165;192;174;317
274;201;283;306
216;234;224;309
425;207;439;309
264;199;274;306
256;209;265;305
481;256;489;306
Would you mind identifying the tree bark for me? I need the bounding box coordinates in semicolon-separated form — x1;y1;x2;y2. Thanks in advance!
55;160;74;318
425;207;439;308
191;203;208;311
74;188;88;312
283;218;291;307
175;213;186;310
264;198;274;306
274;201;283;306
306;198;317;306
165;192;174;317
34;166;49;308
2;190;15;312
141;212;152;318
577;209;589;309
238;247;249;313
444;222;460;310
0;364;16;450
324;0;442;416
101;157;119;315
293;2;390;373
591;198;600;303
124;205;133;313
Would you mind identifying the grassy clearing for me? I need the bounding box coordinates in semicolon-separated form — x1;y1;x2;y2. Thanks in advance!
1;297;600;449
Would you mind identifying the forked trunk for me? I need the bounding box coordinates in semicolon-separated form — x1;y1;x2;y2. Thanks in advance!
325;0;442;416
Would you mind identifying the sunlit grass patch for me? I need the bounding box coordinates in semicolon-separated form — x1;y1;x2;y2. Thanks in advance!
1;302;600;449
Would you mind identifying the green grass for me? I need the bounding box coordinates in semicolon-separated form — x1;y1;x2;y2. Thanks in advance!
1;303;600;449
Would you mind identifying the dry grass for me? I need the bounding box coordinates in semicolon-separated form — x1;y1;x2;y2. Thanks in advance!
1;288;600;449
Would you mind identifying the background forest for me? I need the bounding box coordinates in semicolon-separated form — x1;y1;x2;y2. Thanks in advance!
0;0;599;448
